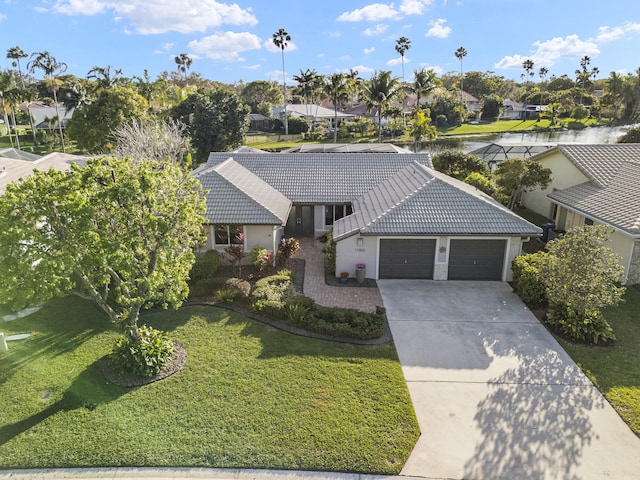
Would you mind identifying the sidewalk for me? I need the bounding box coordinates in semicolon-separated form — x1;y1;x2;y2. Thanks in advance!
0;468;436;480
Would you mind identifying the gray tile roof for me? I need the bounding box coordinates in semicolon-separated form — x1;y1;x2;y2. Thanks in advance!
0;152;87;194
549;161;640;235
280;143;413;154
205;152;432;204
334;162;542;239
535;144;640;235
194;159;291;225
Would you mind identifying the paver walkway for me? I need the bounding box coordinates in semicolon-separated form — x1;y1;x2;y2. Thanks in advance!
292;237;383;313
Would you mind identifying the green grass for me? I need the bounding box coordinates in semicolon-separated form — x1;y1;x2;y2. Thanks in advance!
439;117;610;136
0;296;419;472
555;287;640;435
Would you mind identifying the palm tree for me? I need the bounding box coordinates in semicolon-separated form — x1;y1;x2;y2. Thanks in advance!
361;70;403;142
323;73;350;143
522;59;535;116
87;64;123;89
0;71;16;147
28;51;67;152
345;68;363;108
538;66;548;106
272;28;291;135
454;47;467;120
576;55;599;105
606;71;624;119
174;53;192;82
293;68;320;121
395;37;411;84
408;68;439;111
7;45;38;144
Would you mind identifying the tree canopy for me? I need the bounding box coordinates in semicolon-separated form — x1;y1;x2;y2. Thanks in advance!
0;157;206;341
493;157;552;209
431;150;489;180
171;88;250;161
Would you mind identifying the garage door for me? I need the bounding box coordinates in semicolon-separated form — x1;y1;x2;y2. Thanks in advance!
379;239;435;279
448;239;506;280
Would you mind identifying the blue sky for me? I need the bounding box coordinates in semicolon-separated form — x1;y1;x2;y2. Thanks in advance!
2;0;639;86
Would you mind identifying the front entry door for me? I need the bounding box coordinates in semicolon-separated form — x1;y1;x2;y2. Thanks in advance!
285;205;314;236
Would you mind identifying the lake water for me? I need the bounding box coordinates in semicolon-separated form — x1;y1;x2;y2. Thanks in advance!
411;124;635;154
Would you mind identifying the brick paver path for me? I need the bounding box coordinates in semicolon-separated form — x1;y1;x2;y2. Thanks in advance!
293;236;384;313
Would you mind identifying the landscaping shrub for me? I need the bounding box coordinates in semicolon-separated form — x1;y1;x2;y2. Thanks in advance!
512;252;548;304
215;288;237;304
251;246;273;273
324;229;336;276
111;325;176;378
306;305;386;339
225;277;251;298
435;114;448;128
546;304;615;344
250;274;296;317
189;250;220;283
276;236;300;267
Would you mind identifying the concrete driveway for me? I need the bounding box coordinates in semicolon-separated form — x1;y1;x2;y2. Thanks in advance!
378;280;640;480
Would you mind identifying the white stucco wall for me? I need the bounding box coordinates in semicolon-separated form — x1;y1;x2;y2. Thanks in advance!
521;151;590;219
335;235;379;279
201;224;282;264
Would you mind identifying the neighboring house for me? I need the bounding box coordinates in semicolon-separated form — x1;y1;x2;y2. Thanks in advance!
273;104;355;129
0;149;87;194
199;145;541;281
248;113;273;132
28;105;74;130
522;144;640;284
461;91;482;117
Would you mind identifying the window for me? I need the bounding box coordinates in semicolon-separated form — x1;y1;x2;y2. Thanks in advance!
584;217;594;226
214;225;244;246
324;204;353;226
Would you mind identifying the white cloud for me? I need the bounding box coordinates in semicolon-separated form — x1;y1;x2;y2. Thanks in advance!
417;63;443;75
350;64;375;75
326;31;342;39
337;4;399;22
594;22;640;43
242;64;261;70
495;34;599;69
0;13;6;22
51;0;257;34
340;55;351;61
425;18;451;38
364;47;375;54
399;0;433;15
161;42;174;51
264;38;298;54
363;24;388;36
387;56;408;66
188;31;262;62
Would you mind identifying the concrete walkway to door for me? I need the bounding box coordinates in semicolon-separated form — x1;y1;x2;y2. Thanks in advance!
379;280;640;480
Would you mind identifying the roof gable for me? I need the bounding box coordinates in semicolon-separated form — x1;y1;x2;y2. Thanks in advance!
194;159;291;225
334;162;541;239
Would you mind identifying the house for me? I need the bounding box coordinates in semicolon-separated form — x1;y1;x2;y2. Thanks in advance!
521;144;640;284
28;105;74;130
0;149;87;194
273;104;355;129
198;145;541;281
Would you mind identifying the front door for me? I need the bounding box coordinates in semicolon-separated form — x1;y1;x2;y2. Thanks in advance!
285;205;314;236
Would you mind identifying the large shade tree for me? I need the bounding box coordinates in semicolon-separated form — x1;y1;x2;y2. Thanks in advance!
493;157;552;209
171;88;250;162
0;156;206;344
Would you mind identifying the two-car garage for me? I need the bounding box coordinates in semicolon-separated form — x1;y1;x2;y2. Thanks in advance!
378;238;506;281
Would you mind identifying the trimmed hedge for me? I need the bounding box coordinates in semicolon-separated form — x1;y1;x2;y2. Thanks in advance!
189;250;220;283
512;252;548;304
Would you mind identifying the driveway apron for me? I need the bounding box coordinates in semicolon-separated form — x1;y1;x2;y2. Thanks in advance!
379;280;640;480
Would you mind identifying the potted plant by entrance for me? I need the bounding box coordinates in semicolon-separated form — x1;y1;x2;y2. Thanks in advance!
339;272;349;284
355;263;366;284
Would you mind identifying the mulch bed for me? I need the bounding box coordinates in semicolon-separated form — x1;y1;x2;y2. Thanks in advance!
99;342;187;388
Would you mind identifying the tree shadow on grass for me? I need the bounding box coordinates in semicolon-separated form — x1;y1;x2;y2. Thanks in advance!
0;358;128;447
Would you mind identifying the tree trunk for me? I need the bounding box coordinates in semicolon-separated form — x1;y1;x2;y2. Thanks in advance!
124;306;142;343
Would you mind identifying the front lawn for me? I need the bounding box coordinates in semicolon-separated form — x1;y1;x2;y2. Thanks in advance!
554;287;640;436
0;296;419;473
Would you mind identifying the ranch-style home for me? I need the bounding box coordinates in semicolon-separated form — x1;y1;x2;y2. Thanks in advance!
522;144;640;285
194;145;541;281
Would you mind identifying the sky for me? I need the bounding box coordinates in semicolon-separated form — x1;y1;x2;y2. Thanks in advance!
1;0;640;87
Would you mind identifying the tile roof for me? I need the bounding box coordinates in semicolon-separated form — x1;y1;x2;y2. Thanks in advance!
194;158;291;225
280;143;413;153
0;152;87;194
534;144;640;235
205;152;432;204
549;161;640;235
334;162;542;239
